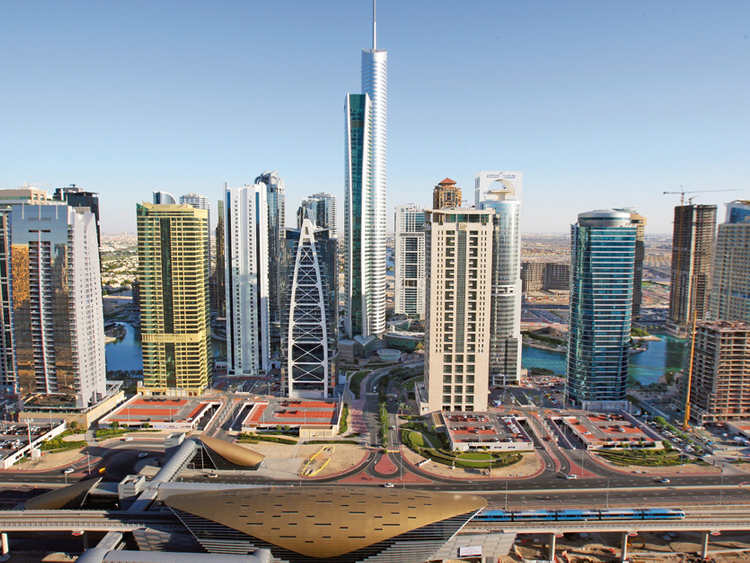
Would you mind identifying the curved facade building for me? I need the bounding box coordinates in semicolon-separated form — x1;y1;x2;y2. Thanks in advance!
344;19;387;338
199;435;264;469
165;486;485;562
566;210;635;411
479;175;523;386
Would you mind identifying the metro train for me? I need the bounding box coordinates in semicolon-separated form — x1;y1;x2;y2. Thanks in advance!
473;508;686;522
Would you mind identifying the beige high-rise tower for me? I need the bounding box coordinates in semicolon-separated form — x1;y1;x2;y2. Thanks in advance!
137;202;211;395
424;208;494;413
432;178;462;209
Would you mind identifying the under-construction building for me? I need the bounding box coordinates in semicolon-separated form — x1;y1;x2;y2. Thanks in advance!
667;204;716;337
687;321;750;424
521;262;570;293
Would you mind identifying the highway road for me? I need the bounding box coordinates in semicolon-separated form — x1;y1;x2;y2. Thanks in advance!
2;366;749;514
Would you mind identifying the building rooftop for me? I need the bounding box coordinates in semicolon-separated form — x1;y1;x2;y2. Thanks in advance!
444;412;532;447
555;413;658;449
100;395;218;429
241;398;339;428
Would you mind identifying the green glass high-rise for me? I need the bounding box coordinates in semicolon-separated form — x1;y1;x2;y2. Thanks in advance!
566;210;636;411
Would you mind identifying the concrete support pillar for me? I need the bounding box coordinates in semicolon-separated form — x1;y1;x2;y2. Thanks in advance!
549;532;557;563
701;531;710;560
620;532;629;563
82;532;89;551
1;532;7;555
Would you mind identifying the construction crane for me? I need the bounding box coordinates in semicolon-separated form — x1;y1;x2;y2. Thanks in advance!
663;186;740;206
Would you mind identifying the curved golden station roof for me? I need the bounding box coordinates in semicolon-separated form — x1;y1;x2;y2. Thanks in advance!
200;435;265;467
166;486;486;559
25;477;102;510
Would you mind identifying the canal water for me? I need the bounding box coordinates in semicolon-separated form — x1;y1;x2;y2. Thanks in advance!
521;335;688;386
107;323;687;386
105;322;226;373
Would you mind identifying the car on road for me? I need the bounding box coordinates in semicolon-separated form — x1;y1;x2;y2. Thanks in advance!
138;452;149;459
124;437;134;442
208;473;218;478
383;482;394;488
63;468;75;475
564;474;577;480
655;477;670;483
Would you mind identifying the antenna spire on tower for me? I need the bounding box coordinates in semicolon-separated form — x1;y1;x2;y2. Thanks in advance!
373;0;377;49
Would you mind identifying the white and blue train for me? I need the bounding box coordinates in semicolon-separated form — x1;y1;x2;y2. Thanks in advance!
474;508;686;522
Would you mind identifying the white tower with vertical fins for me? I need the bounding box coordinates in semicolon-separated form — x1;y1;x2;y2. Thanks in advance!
344;1;387;338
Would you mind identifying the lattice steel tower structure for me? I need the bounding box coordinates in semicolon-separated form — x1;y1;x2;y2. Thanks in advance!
281;219;339;398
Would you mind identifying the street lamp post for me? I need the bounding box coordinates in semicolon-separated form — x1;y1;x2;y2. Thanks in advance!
719;474;725;506
505;482;509;510
605;479;610;508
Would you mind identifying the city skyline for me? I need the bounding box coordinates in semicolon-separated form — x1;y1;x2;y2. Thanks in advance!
2;1;748;235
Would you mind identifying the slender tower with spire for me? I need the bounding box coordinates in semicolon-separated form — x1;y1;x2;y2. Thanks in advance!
344;1;387;338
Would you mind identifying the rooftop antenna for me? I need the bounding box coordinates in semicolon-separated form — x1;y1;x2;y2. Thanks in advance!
372;0;377;50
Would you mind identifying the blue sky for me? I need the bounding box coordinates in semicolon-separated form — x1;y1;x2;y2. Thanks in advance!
2;0;748;234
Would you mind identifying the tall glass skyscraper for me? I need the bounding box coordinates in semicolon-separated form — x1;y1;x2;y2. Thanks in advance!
566;210;636;411
344;10;387;338
297;192;337;238
256;171;285;358
711;200;750;322
478;172;523;386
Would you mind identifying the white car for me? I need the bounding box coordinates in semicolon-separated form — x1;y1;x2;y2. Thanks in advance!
138;452;149;459
383;482;395;488
565;474;578;480
63;468;75;475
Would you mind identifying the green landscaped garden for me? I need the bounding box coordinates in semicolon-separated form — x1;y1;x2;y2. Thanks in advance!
401;428;522;470
596;448;705;467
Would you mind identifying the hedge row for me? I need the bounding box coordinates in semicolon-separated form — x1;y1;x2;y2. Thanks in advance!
306;440;359;445
238;435;297;445
338;404;349;435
